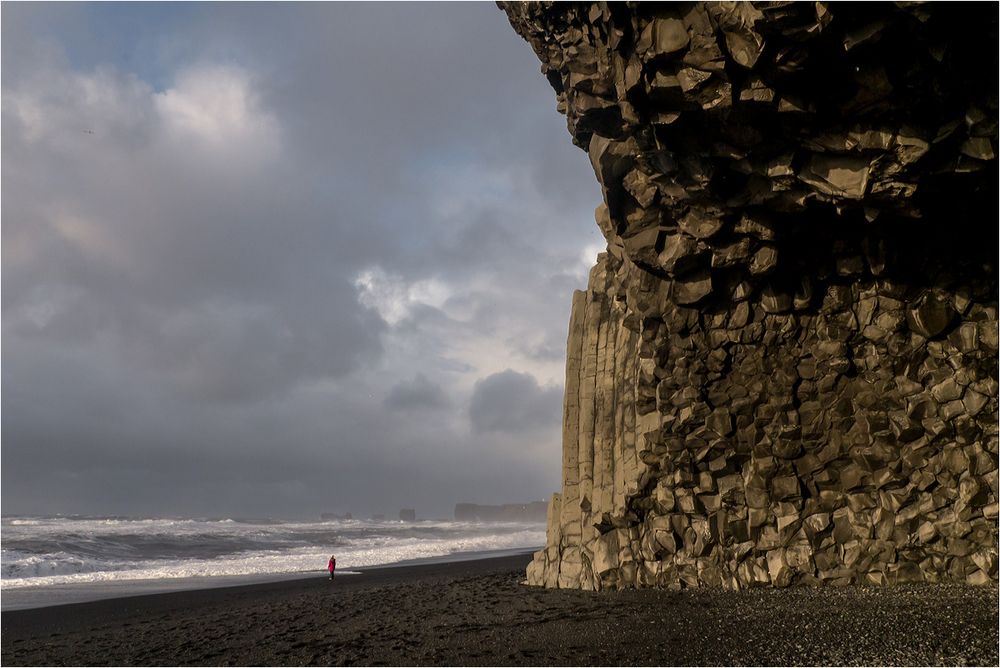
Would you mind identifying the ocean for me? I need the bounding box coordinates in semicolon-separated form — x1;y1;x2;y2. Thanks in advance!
0;515;544;609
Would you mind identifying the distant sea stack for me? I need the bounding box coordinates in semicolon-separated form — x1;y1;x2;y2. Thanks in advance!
399;508;417;522
501;2;998;590
455;502;548;522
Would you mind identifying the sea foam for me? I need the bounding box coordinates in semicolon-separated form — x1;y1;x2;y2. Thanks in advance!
1;516;544;588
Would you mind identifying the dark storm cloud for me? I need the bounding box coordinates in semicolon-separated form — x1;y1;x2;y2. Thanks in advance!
1;3;601;518
469;370;562;434
384;374;449;412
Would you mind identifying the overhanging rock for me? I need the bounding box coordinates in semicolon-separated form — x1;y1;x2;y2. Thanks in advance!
502;2;999;590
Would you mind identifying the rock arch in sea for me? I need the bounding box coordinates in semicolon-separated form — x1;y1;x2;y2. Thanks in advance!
501;2;998;589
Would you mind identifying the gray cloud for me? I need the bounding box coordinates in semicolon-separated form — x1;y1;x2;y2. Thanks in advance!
469;370;563;434
1;3;600;518
384;374;449;412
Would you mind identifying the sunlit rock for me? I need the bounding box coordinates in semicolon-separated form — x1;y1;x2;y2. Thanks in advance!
503;1;998;590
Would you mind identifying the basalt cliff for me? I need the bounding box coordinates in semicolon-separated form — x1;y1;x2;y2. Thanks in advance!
501;2;999;590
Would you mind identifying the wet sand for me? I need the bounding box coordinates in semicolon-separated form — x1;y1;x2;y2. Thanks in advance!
2;553;997;666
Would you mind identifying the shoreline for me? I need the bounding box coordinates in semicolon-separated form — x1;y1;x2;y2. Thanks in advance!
3;552;997;666
0;546;541;612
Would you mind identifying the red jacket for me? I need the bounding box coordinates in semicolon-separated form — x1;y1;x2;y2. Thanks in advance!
328;558;336;572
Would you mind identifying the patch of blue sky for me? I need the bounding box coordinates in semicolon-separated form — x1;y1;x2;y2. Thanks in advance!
22;3;265;93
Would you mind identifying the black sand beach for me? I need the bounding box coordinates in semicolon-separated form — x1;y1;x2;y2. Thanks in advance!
2;553;997;666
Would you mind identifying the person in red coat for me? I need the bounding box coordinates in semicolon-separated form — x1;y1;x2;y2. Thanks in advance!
327;555;336;581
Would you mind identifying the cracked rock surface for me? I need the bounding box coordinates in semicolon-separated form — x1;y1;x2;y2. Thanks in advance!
501;2;999;590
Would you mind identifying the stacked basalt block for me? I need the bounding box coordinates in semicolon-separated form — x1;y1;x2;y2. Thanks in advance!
503;2;999;589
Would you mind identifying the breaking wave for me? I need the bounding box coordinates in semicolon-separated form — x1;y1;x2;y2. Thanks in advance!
1;516;544;588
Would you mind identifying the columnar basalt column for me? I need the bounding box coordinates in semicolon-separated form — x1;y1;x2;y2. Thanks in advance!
506;2;999;589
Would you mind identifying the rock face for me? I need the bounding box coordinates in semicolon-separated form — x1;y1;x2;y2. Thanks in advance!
503;2;999;590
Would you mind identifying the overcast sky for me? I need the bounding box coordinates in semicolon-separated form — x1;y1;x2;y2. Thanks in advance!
1;2;604;519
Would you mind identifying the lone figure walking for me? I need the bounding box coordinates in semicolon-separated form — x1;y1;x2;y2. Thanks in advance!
327;555;336;581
